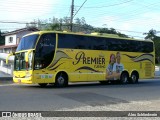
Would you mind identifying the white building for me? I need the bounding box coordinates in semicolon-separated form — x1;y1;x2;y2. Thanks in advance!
0;27;39;75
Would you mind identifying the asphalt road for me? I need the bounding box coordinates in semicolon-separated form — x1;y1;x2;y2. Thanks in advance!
0;79;160;112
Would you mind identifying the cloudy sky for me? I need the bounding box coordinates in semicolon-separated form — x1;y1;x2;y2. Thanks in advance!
0;0;160;38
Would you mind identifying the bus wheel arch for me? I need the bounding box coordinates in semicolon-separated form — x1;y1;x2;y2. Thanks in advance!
120;71;129;84
130;71;139;83
55;71;68;87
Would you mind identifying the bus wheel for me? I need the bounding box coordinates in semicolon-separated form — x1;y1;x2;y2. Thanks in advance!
130;72;139;83
55;72;68;87
120;72;129;84
38;83;48;87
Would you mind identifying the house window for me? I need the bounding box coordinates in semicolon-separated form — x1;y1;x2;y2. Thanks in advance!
9;37;13;43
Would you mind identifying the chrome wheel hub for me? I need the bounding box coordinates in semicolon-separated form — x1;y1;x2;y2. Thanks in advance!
58;76;65;85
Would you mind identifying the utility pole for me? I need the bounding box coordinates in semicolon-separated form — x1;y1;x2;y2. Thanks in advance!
70;0;74;32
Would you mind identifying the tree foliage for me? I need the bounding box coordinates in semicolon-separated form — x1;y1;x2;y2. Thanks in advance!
144;29;157;40
95;27;129;38
144;29;160;63
27;16;129;38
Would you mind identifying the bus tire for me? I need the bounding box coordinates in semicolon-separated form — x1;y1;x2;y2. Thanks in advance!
55;72;68;87
38;83;48;87
120;72;129;84
130;72;139;84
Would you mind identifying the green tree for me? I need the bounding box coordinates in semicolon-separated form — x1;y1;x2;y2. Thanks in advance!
144;29;156;40
30;16;129;37
94;27;129;38
144;29;160;63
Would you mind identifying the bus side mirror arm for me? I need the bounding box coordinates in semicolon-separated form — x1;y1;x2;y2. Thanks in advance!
6;52;15;64
25;50;32;62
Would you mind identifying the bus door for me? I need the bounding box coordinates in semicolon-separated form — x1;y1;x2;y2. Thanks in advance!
33;61;47;84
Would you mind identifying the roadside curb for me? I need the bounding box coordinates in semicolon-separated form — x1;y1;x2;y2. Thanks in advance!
154;76;160;79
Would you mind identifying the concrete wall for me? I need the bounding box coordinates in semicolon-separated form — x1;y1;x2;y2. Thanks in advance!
0;53;14;75
1;48;16;53
0;65;13;75
0;60;13;75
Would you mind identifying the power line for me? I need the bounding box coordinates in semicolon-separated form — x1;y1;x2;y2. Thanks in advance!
0;21;36;24
70;0;87;31
116;29;145;34
0;0;159;36
78;1;160;19
82;0;133;8
74;1;160;20
73;0;87;18
66;6;71;17
127;35;145;39
0;1;69;8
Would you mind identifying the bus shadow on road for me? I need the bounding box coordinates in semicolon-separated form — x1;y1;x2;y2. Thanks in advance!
17;79;160;89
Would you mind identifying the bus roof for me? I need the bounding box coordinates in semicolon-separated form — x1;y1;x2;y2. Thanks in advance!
23;31;153;43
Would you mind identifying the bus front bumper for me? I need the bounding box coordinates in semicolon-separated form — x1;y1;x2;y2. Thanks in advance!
13;77;33;84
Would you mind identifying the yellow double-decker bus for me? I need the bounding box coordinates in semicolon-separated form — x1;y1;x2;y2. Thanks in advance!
6;31;155;87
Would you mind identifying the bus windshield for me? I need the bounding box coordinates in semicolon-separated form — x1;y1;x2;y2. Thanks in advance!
14;51;33;71
16;34;39;51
